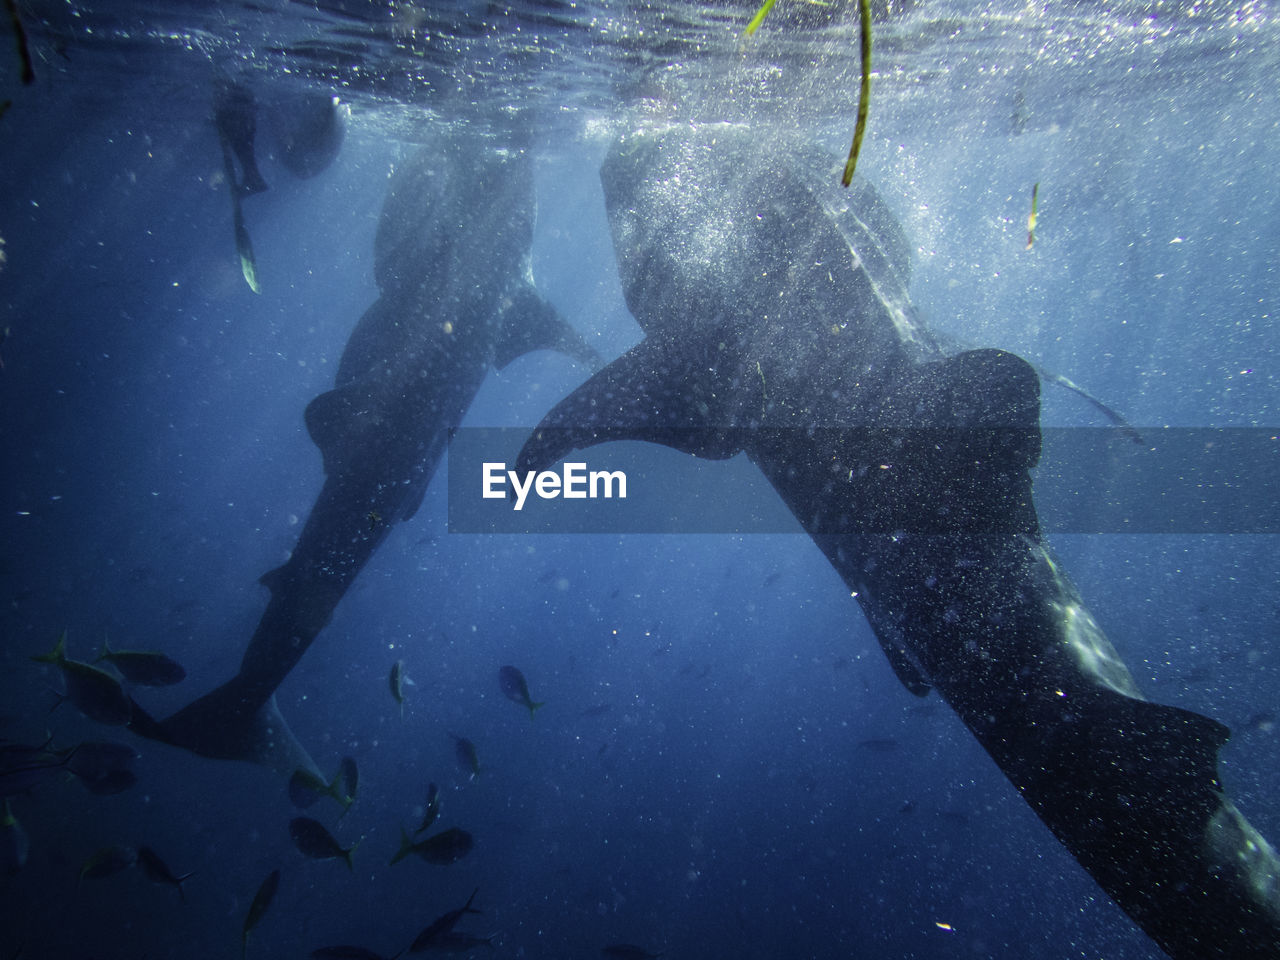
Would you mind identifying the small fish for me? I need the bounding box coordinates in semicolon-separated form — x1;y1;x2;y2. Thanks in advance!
1010;86;1029;135
242;868;281;959
410;887;482;951
0;742;69;797
1245;712;1277;734
78;844;136;884
1025;181;1039;250
1;799;28;878
340;756;358;806
416;782;441;835
32;631;131;725
389;660;405;716
450;734;480;781
95;638;186;686
63;740;139;795
78;767;138;796
0;738;54;765
602;945;662;960
289;816;358;870
390;826;473;866
63;740;138;777
498;665;544;720
288;767;353;814
136;845;194;902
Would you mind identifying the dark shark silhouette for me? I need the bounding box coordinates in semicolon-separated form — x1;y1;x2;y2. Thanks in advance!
513;124;1280;960
130;133;595;776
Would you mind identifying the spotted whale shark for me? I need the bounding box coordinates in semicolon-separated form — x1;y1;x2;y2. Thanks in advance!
514;123;1280;960
129;133;595;776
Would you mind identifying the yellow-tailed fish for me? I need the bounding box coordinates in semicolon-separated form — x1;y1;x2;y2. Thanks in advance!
242;868;281;959
1026;181;1039;250
389;659;405;717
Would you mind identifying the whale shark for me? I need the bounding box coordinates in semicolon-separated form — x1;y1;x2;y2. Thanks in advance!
513;123;1280;960
129;133;596;776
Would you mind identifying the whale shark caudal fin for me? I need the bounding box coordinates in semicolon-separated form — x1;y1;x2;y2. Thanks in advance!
980;688;1280;960
129;681;322;781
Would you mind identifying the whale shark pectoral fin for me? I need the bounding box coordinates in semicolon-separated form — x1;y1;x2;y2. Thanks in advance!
136;679;321;780
516;335;746;474
493;284;600;370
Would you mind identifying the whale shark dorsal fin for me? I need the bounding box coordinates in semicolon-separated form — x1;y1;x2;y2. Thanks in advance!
399;481;431;524
881;349;1042;476
517;334;748;474
303;384;365;476
258;563;288;598
883;643;932;697
932;349;1042;431
493;285;599;371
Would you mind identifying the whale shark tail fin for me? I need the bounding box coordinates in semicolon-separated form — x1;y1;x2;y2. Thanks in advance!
1001;693;1280;959
130;678;321;781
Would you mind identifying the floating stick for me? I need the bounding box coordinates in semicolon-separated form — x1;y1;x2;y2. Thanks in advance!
840;0;873;187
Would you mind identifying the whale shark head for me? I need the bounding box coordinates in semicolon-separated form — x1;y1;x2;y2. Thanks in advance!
599;122;928;364
374;132;536;296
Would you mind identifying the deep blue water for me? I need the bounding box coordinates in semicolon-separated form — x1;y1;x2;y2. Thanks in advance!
2;2;1279;959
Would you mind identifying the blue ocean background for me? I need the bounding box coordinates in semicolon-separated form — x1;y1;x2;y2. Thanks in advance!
2;1;1278;958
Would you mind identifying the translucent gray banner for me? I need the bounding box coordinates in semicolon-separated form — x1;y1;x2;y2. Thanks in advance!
446;427;1280;534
